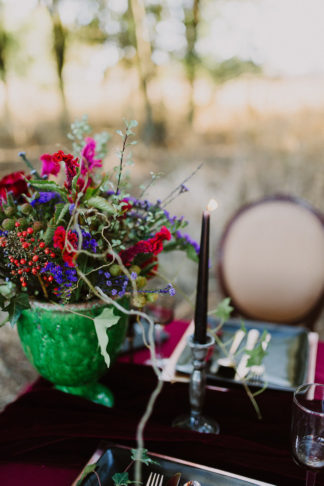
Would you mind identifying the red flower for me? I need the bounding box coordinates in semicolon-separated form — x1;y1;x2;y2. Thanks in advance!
53;226;78;267
53;226;66;250
120;198;133;219
119;226;172;265
40;151;79;191
0;171;29;202
149;226;171;255
62;251;75;267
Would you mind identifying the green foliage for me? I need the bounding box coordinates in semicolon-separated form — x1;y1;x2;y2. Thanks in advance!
246;331;270;367
0;281;17;299
67;114;111;158
28;180;69;202
54;203;70;224
87;196;115;214
112;472;137;485
67;114;92;155
3;293;30;327
43;221;57;246
93;307;122;367
213;297;233;322
94;131;111;159
131;448;159;466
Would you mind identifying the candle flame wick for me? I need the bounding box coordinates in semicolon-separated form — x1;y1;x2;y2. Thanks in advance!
207;199;218;212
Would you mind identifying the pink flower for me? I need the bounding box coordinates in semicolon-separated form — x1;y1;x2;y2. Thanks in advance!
40;154;61;177
81;138;102;175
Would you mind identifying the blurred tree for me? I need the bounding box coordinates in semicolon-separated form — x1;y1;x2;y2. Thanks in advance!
74;0;166;143
208;56;261;83
42;0;69;127
129;0;156;143
0;1;17;143
184;0;200;125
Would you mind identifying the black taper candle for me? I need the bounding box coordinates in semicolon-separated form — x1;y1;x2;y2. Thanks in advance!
193;209;210;344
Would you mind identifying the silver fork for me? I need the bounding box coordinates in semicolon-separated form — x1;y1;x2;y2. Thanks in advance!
145;472;164;486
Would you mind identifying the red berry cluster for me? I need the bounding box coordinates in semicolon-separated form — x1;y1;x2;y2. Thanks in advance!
4;223;57;290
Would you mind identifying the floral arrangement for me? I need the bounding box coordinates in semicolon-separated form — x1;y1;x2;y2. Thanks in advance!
0;118;198;327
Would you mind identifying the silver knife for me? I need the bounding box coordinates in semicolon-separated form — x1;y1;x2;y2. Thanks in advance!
234;328;260;381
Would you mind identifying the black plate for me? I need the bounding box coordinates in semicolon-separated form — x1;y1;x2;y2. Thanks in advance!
78;443;276;486
176;318;310;391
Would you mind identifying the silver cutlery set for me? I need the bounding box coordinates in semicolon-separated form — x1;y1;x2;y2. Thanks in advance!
145;329;272;486
210;328;271;383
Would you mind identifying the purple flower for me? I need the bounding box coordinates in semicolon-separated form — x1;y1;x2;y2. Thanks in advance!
80;230;97;253
31;192;63;206
180;184;189;193
176;231;200;255
41;262;77;300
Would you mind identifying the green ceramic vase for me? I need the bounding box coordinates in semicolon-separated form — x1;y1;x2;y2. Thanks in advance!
17;299;129;407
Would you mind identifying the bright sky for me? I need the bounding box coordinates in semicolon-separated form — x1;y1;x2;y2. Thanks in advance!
3;0;324;77
198;0;324;76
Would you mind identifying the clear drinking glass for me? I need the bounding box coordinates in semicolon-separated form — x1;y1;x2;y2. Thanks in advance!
291;383;324;486
145;299;175;367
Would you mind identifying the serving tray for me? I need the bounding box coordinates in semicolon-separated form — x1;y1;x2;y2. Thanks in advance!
173;318;318;391
74;442;276;486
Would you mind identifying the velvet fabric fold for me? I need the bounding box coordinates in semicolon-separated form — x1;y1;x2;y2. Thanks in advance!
0;332;324;486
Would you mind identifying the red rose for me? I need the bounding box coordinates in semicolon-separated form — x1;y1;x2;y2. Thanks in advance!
0;171;29;202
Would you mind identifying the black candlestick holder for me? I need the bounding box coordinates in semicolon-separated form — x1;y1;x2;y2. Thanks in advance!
172;333;220;434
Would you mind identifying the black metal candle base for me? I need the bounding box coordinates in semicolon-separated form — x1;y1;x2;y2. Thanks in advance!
172;333;220;434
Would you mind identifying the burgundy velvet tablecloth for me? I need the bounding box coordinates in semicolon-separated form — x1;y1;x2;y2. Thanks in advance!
0;322;324;486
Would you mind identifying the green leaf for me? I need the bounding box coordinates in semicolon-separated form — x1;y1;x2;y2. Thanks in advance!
214;297;233;322
116;129;124;137
131;448;159;466
76;463;97;486
0;281;17;299
185;244;199;262
29;180;69;201
72;166;81;193
87;196;115;214
44;222;57;246
54;203;70;225
126;119;138;129
246;331;270;367
93;307;121;368
4;293;30;327
112;472;135;486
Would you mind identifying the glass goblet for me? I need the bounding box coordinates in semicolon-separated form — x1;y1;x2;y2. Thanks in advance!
145;300;175;368
291;383;324;486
